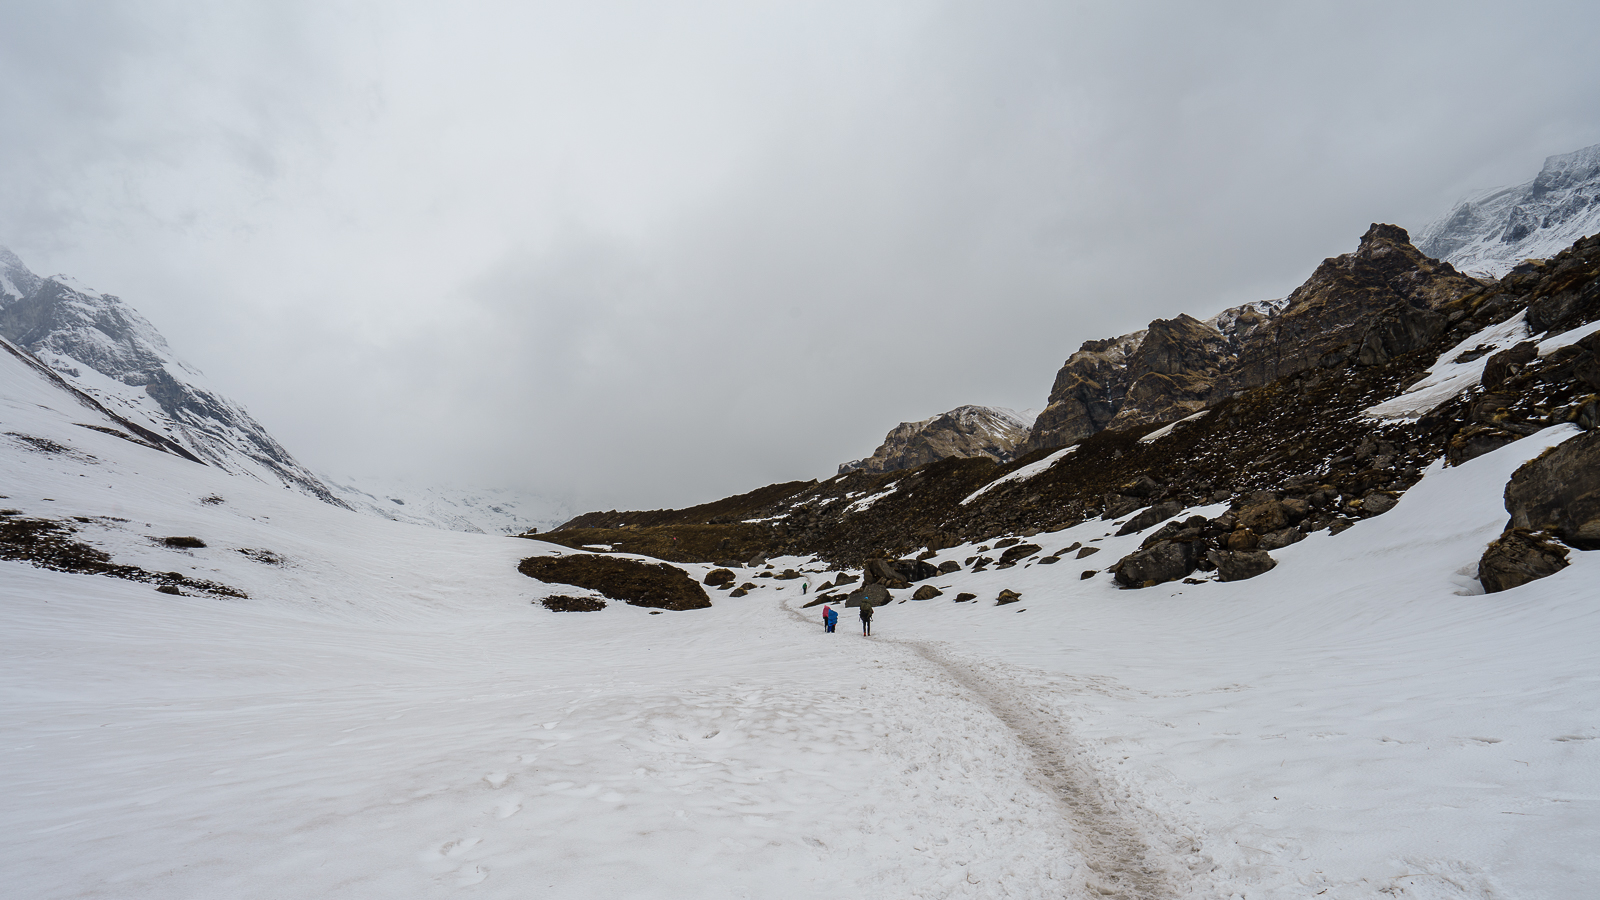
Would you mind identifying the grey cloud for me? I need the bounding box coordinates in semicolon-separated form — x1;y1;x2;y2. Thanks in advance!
4;1;1600;510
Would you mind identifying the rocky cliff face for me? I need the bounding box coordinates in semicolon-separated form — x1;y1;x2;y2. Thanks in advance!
840;405;1034;475
0;247;345;506
1021;225;1481;454
1418;142;1600;278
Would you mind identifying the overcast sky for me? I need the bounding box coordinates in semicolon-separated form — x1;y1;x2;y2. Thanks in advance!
3;0;1599;511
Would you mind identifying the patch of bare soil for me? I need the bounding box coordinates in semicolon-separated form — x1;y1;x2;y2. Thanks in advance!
0;511;246;598
539;595;606;612
518;554;711;611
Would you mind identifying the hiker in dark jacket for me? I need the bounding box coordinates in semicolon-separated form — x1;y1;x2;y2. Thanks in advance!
859;599;873;636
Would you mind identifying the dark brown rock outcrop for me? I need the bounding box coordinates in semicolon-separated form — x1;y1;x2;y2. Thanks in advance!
1478;530;1569;593
519;554;711;610
1023;225;1481;455
1503;431;1600;549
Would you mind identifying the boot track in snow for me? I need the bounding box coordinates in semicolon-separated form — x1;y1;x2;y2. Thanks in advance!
903;640;1182;900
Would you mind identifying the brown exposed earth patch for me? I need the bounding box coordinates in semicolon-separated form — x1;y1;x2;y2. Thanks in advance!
518;554;711;611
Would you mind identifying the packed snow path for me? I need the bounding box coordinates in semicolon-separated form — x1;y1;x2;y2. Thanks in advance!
905;642;1181;900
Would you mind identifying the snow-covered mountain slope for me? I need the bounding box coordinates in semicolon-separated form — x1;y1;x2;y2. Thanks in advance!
322;472;574;535
1418;142;1600;278
0;246;344;505
839;404;1035;475
5;291;1598;898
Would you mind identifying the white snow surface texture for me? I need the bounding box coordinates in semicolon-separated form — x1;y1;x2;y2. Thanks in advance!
3;335;1598;898
1418;142;1600;278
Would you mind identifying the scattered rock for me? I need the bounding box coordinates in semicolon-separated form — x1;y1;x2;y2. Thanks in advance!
936;560;961;574
1235;500;1289;534
845;583;891;608
1224;529;1260;550
1447;424;1523;466
953;592;977;602
1112;540;1201;587
774;568;802;580
1481;342;1539;390
912;585;943;600
1479;529;1570;593
155;584;184;596
703;568;735;586
1075;546;1100;558
997;542;1042;565
1206;549;1277;582
1361;492;1399;516
1257;527;1304;551
995;589;1022;605
1037;556;1060;565
161;535;206;549
1079;570;1097;580
1115;501;1184;536
729;587;749;597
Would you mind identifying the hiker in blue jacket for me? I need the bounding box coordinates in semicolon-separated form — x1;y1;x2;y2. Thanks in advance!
822;605;838;633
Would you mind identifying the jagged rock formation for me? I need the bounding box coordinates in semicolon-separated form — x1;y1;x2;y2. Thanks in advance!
539;227;1600;595
0;247;344;506
1022;225;1479;454
839;405;1033;475
1418;142;1600;278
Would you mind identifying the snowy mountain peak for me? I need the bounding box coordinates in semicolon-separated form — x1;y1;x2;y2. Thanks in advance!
0;248;344;505
1418;142;1600;278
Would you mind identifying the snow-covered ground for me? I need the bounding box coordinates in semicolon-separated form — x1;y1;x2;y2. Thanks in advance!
4;334;1598;898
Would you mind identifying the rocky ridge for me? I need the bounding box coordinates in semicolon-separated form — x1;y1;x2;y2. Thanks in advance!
0;248;344;506
536;225;1600;596
1418;142;1600;278
839;405;1034;475
1020;225;1481;454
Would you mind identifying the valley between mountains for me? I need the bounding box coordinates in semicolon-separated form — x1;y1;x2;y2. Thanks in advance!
4;147;1600;899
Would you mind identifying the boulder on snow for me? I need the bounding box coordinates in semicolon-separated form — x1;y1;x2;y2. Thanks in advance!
997;543;1042;565
1361;492;1398;516
1115;501;1184;537
912;585;943;600
1235;499;1289;534
1504;430;1600;548
1206;549;1277;582
1257;527;1305;551
703;568;735;587
864;558;937;586
1478;529;1570;592
1447;424;1523;466
1481;342;1539;390
1113;540;1201;588
1224;529;1259;551
845;583;891;608
995;589;1022;605
953;592;977;602
937;560;962;574
1075;545;1101;558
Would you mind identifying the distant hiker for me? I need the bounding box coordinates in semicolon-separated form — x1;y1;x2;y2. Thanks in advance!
823;605;837;633
859;599;873;636
802;581;808;594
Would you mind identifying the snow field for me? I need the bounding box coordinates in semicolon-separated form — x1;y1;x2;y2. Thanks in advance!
7;339;1600;898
